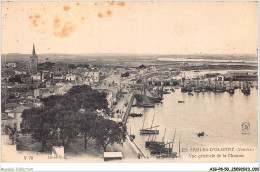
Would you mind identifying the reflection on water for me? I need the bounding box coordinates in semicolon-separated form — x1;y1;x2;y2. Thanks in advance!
127;88;258;158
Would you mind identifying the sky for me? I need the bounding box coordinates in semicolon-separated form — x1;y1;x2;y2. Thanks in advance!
1;1;258;55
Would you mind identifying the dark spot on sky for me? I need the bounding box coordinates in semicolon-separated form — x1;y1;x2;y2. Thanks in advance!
54;18;60;23
53;18;61;28
117;2;125;6
63;6;71;11
98;12;103;18
34;14;41;19
109;1;114;6
106;10;112;16
53;22;76;38
29;15;32;19
32;19;38;27
76;3;80;6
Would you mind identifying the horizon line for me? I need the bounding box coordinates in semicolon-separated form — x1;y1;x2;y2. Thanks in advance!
1;53;258;56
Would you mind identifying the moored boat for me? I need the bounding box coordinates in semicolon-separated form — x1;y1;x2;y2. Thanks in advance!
228;88;234;94
129;113;143;117
156;152;178;159
150;147;172;154
140;113;159;135
140;129;159;135
145;141;164;148
242;80;250;94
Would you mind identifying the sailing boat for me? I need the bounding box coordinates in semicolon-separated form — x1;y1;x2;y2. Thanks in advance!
214;76;224;93
162;86;171;94
137;79;155;107
146;88;163;103
140;113;159;135
228;77;234;94
201;77;207;92
242;79;250;94
181;75;187;93
187;79;193;92
145;126;166;148
206;77;212;91
130;108;143;117
155;129;178;158
194;77;201;92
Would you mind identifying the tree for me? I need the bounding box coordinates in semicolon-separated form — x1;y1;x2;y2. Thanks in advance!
93;118;126;152
66;85;108;111
22;85;112;152
68;64;76;69
53;109;80;149
22;107;56;151
78;110;97;149
8;75;22;83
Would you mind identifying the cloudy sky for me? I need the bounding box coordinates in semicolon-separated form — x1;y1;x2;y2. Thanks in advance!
1;1;258;55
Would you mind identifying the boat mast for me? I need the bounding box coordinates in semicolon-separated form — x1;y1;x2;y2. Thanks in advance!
179;134;181;157
172;128;177;150
167;141;170;157
150;113;156;130
162;127;167;142
142;113;146;130
215;77;217;90
197;77;199;88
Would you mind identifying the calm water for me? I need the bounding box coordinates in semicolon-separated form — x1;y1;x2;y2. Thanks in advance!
127;87;258;158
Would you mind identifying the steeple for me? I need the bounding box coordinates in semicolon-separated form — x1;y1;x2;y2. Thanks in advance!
32;43;36;55
29;43;38;74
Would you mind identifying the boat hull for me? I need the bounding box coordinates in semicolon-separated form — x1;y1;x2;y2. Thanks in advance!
137;102;155;108
150;148;173;154
145;141;164;148
140;129;159;135
130;113;143;117
242;90;250;94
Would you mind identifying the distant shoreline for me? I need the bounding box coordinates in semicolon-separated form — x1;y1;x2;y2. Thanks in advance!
2;53;258;63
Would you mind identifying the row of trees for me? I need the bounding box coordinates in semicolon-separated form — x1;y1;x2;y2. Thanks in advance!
22;85;126;152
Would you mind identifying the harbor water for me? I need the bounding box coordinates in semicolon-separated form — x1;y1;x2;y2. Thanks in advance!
127;87;258;161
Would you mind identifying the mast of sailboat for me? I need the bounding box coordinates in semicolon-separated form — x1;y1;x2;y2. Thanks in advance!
143;125;159;130
246;73;250;89
143;77;146;95
215;77;217;89
172;128;177;150
141;113;146;130
179;134;181;157
183;72;185;87
162;127;167;142
150;113;156;130
167;141;170;157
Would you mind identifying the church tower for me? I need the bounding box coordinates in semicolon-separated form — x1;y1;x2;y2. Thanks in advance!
29;44;38;74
